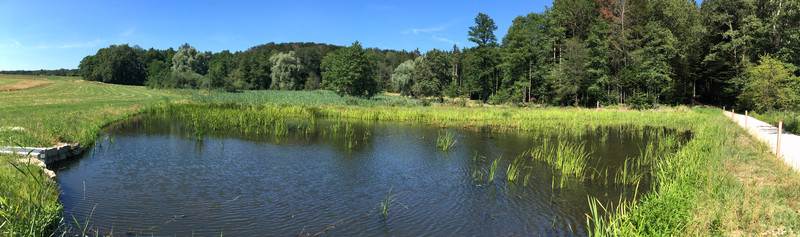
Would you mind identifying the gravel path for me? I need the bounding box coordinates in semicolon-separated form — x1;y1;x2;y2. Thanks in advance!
725;110;800;172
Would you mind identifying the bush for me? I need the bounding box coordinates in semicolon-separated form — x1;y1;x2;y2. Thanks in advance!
628;92;654;110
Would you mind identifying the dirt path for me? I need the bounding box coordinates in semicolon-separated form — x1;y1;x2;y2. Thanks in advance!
725;110;800;172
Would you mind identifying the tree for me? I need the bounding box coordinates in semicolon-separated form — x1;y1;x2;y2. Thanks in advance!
321;41;378;98
270;51;304;90
739;55;799;111
391;59;415;96
584;19;612;104
413;49;452;98
634;22;678;103
172;43;206;75
77;44;146;85
548;37;590;106
465;13;500;101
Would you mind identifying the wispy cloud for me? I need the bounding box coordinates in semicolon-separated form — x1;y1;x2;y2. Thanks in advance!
403;24;448;35
432;35;459;45
35;39;105;49
0;39;22;48
120;28;136;37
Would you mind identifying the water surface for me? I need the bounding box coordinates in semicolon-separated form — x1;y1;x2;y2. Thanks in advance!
55;117;670;236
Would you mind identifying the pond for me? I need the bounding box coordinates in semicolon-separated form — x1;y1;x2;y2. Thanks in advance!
53;117;681;236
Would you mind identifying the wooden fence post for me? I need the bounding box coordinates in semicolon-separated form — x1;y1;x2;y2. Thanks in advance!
745;110;748;129
731;108;735;120
777;121;783;158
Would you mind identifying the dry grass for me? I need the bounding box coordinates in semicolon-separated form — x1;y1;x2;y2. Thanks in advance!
0;75;47;80
0;80;54;91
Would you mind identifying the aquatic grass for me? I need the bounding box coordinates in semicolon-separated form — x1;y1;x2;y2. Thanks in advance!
378;187;407;218
506;150;528;182
435;130;456;151
488;157;500;183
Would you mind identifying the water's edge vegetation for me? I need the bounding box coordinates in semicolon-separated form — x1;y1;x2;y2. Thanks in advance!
3;99;800;235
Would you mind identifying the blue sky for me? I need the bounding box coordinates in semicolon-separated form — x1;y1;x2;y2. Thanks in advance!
0;0;550;70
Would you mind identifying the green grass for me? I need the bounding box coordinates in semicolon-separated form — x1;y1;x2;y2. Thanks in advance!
0;78;28;86
751;110;800;134
189;89;422;107
0;76;179;147
0;154;61;236
435;130;456;151
2;80;799;236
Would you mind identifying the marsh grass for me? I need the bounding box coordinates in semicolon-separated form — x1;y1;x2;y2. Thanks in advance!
488;157;500;183
435;130;456;151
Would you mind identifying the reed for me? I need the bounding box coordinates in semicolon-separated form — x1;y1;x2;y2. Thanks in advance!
488;157;500;183
435;130;456;151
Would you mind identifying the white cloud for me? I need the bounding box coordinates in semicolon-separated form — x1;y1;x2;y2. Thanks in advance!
432;35;459;45
403;25;448;35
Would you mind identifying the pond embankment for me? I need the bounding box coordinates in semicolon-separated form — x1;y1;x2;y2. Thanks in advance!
0;143;83;178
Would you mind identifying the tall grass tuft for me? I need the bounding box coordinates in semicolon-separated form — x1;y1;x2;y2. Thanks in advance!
488;157;500;183
436;130;456;151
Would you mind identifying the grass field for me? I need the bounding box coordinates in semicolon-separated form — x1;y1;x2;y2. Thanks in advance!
1;76;799;236
0;78;27;86
0;76;178;147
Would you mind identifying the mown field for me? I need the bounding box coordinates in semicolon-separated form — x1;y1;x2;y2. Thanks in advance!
1;76;799;236
0;76;178;147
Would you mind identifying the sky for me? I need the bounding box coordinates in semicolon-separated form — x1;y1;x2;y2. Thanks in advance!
0;0;551;70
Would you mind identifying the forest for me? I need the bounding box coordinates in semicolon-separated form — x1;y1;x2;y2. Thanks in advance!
77;0;800;111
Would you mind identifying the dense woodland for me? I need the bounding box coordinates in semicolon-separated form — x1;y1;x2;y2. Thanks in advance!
0;69;78;76
77;0;800;111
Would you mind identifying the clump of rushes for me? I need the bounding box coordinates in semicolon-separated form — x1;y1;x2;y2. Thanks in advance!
506;150;528;182
436;130;456;151
488;157;500;183
379;187;407;218
530;140;592;188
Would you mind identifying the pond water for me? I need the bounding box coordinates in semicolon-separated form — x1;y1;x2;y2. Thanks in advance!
54;117;678;236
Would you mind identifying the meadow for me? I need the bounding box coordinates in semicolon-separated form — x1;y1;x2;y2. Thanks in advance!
1;77;799;236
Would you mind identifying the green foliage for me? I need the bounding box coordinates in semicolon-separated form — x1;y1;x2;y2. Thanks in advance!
172;43;207;75
391;59;415;96
321;41;378;98
634;22;678;102
549;37;590;106
465;13;501;101
78;44;147;85
412;49;452;98
269;51;304;90
628;92;655;110
739;55;799;111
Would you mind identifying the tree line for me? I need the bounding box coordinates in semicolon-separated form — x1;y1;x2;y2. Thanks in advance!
78;0;800;110
1;69;78;77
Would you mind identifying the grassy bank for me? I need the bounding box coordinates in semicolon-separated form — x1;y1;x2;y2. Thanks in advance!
0;76;178;147
751;111;800;134
0;154;61;236
2;80;799;235
0;76;178;235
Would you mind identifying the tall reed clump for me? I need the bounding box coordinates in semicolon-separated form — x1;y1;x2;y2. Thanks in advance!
0;154;61;236
506;150;529;182
529;140;592;188
436;130;456;151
